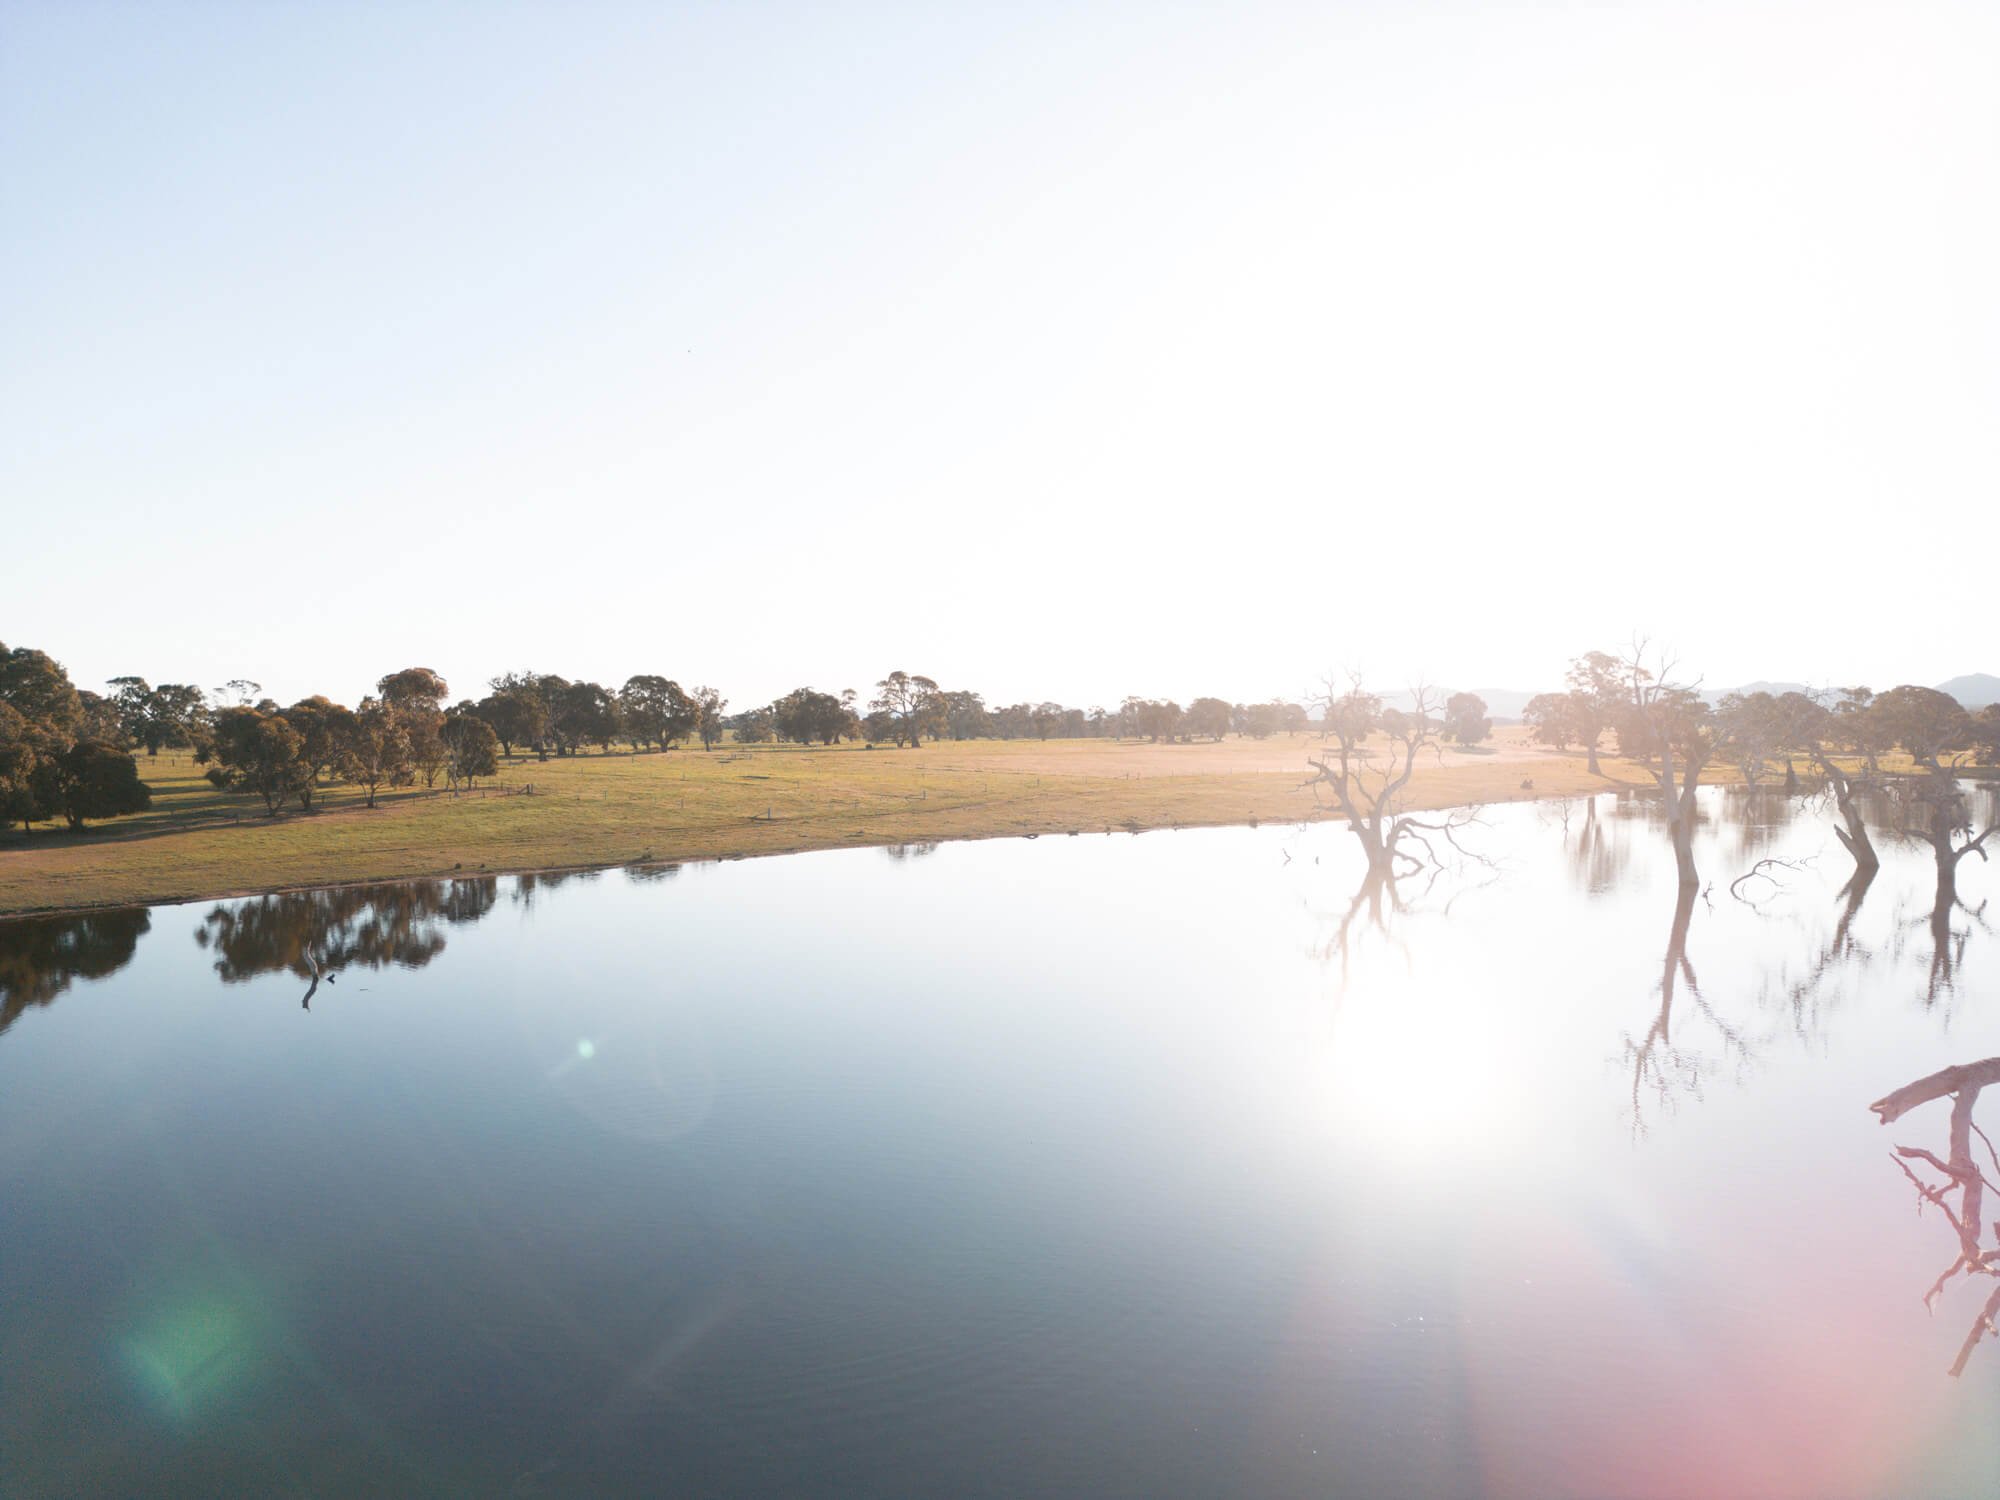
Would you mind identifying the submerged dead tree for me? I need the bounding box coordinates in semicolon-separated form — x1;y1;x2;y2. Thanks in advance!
1777;691;1880;875
1611;641;1727;887
1871;1059;2000;1376
1888;709;1999;910
1303;678;1480;877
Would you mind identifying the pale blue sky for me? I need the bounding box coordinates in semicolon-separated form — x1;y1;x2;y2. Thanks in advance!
5;1;1995;710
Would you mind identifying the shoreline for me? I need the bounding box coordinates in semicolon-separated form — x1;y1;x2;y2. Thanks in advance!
0;772;1660;922
7;733;1966;923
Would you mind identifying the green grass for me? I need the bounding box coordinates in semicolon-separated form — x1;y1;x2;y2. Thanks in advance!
0;732;1717;916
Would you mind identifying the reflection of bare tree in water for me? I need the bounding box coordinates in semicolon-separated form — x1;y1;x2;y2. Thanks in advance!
0;908;151;1038
1871;1060;2000;1376
1714;786;1806;866
1620;884;1756;1130
1320;864;1399;975
1759;864;1878;1041
883;842;940;862
1551;796;1634;896
1891;782;1997;1007
1313;832;1499;982
195;878;498;1009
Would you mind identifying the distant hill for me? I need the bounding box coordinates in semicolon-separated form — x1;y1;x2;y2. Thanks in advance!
1457;687;1535;720
1713;680;1809;701
1381;686;1539;721
1938;673;2000;708
1377;674;1997;720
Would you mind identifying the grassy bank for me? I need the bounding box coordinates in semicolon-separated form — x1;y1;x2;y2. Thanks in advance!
0;730;1705;916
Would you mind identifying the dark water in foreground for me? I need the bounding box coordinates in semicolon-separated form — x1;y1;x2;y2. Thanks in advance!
3;785;1999;1498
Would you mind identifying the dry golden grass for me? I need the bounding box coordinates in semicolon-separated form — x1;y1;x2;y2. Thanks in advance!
0;729;1761;916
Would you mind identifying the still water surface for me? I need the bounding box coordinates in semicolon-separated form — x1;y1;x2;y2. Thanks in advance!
3;786;1998;1497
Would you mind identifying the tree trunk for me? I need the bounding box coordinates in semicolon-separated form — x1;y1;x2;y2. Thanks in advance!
1353;818;1393;875
1670;818;1698;886
1586;742;1601;775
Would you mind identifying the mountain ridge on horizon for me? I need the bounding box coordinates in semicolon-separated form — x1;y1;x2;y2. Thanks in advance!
1382;672;1999;720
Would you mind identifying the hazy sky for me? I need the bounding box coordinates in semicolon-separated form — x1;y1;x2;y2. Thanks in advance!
4;1;1995;711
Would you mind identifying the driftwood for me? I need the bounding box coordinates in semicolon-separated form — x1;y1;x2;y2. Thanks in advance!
1871;1058;2000;1375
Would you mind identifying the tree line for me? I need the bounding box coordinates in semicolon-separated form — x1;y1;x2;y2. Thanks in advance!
733;676;1319;748
1516;646;1999;886
8;632;1993;845
0;642;1327;832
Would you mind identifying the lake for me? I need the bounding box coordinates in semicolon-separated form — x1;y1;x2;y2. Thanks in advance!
4;784;1998;1498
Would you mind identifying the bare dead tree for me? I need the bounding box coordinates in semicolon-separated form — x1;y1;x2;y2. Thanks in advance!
1870;1059;2000;1376
1727;855;1815;911
1303;677;1482;878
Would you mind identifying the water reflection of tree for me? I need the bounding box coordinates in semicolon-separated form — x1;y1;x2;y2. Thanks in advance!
511;868;602;907
1313;833;1498;979
1889;783;1997;1006
194;879;497;1004
1620;884;1755;1128
1320;865;1399;971
1551;795;1633;895
1871;1059;2000;1376
1755;864;1879;1041
0;908;151;1037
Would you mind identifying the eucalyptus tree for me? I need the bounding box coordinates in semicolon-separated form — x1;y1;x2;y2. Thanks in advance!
376;667;449;711
1130;699;1182;743
772;687;848;745
340;700;413;808
870;672;944;748
74;691;124;744
692;686;728;749
1610;643;1724;888
107;676;154;747
147;684;208;755
1522;692;1582;751
1562;651;1624;773
1184;697;1233;741
620;675;696;751
729;705;773;744
942;691;991;740
283;696;354;810
1777;691;1878;875
441;712;500;788
0;704;41;831
205;705;312;815
549;681;619;755
1833;687;1891;775
1443;692;1490;746
474;682;547;758
1874;685;1996;907
45;741;152;829
0;644;83;738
